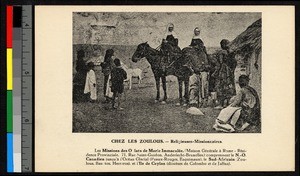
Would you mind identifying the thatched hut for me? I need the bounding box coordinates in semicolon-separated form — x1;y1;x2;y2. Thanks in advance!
229;18;262;98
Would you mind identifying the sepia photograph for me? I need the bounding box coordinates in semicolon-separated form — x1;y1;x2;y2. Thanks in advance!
72;12;262;133
35;5;295;172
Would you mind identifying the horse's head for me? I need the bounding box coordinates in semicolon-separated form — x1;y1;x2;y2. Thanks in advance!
132;42;149;62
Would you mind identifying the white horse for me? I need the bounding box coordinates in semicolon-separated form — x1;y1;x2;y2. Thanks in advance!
121;62;143;89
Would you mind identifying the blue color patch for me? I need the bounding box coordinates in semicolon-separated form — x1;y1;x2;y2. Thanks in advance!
7;133;14;172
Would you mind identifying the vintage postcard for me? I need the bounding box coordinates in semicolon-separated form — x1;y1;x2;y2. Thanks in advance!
35;6;295;172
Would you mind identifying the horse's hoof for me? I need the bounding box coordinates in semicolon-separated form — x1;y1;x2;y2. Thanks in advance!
175;102;181;106
154;100;159;103
161;101;166;104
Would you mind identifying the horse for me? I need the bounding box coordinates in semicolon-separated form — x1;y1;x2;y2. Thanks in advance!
181;46;210;106
131;42;208;105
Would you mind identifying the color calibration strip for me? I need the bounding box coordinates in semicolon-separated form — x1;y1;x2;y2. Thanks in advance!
7;5;33;173
7;5;14;173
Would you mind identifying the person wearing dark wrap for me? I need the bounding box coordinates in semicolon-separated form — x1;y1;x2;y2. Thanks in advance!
73;49;88;103
100;49;115;103
219;39;237;89
212;52;234;107
111;58;127;110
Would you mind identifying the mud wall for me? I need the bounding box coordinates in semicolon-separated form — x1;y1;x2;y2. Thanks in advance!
73;12;261;48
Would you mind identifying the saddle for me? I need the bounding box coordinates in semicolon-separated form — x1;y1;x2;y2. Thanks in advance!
159;43;183;76
182;46;210;74
160;43;182;64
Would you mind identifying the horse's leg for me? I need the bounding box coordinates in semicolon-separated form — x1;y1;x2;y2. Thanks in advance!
161;76;167;103
139;74;142;84
154;74;160;103
202;72;209;107
183;76;190;106
177;77;183;106
198;74;203;107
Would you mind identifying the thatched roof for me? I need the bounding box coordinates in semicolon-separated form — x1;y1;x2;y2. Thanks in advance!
229;18;261;57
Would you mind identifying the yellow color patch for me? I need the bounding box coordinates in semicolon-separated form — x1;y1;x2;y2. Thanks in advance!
7;48;13;90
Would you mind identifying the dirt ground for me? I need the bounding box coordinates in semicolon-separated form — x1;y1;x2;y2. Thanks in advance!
73;67;259;133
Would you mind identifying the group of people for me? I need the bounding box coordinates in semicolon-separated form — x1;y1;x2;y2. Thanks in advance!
161;23;260;132
161;23;234;107
73;22;261;131
73;49;127;110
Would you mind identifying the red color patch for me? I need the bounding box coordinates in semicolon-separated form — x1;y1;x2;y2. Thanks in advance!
7;6;13;48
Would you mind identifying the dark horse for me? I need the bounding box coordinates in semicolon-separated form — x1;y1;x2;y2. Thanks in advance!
131;42;208;104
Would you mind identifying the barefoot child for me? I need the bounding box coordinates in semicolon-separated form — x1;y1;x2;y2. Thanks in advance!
111;58;127;110
84;62;97;102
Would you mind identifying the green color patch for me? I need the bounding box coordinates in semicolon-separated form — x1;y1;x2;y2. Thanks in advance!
7;91;13;133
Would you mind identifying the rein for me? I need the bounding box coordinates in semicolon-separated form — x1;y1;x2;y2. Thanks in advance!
137;44;181;70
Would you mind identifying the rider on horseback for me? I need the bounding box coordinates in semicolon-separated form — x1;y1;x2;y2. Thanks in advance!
160;23;182;74
190;27;208;55
162;23;178;46
188;27;210;107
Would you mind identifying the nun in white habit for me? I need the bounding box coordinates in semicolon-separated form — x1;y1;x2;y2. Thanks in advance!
162;23;179;46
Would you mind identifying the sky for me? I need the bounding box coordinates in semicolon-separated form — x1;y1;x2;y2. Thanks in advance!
73;12;261;48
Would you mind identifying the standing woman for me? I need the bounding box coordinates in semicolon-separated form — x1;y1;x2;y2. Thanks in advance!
212;53;232;108
73;49;88;103
220;39;237;92
100;49;115;103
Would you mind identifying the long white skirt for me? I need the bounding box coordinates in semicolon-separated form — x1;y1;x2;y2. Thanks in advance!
189;72;209;105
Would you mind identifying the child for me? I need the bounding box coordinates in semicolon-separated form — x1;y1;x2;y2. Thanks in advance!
84;62;97;102
111;58;127;110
